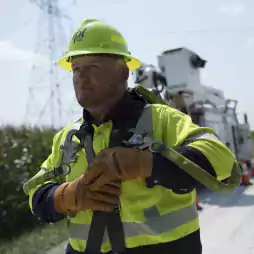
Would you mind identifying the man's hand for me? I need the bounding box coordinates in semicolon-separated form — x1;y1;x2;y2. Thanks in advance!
54;148;153;215
53;175;121;215
85;147;153;183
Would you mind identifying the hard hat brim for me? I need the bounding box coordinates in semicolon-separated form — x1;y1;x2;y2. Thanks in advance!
58;50;142;72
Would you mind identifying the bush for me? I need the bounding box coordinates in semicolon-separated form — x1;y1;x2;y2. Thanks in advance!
0;125;57;240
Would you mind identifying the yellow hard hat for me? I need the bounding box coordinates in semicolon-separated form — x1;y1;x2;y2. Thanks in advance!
58;18;142;71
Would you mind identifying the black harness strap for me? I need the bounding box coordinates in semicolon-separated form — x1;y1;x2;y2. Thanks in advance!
75;92;147;254
76;122;126;254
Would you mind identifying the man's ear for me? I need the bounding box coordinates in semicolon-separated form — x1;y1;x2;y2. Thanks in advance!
122;65;129;81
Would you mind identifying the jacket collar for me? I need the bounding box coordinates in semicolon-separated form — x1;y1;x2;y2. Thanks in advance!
82;89;146;127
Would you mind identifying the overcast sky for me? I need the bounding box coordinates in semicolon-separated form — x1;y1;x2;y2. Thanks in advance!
1;0;254;128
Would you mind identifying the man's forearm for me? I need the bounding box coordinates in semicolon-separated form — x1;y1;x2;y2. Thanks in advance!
146;146;217;191
32;183;65;223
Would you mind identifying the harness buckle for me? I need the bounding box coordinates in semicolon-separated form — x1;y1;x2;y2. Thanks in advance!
58;129;82;177
124;129;167;153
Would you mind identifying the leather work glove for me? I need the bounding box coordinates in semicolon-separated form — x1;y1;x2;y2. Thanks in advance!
54;174;121;215
85;147;153;185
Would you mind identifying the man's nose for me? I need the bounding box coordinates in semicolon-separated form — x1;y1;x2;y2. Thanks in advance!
79;68;90;79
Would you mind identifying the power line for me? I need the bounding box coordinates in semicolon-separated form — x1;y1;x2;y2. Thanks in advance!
167;25;254;35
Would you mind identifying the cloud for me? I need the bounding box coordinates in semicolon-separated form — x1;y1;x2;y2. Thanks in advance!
0;41;48;126
0;40;81;127
0;40;47;66
219;3;245;15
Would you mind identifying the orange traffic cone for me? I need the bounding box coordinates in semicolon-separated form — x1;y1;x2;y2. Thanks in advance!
196;196;203;211
241;161;252;185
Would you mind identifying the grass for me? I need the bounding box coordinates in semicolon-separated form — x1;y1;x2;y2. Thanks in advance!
0;220;68;254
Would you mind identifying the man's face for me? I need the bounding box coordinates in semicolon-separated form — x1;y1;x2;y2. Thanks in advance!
72;54;128;109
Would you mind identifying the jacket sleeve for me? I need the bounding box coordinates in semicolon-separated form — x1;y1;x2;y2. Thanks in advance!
32;183;64;223
147;147;216;191
28;128;68;223
146;105;237;191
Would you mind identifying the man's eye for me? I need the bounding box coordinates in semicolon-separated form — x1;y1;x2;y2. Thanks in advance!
90;65;100;69
72;67;80;72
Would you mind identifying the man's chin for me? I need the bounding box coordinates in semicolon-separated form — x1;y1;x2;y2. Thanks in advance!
77;99;97;110
77;95;91;106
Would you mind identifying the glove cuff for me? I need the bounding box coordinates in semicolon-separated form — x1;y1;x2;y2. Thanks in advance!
53;181;78;215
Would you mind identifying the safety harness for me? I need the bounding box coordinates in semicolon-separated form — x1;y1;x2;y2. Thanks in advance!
23;85;242;253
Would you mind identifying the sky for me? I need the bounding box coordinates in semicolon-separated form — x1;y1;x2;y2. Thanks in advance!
0;0;254;128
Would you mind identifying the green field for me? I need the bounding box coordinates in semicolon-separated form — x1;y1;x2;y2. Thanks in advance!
0;220;68;254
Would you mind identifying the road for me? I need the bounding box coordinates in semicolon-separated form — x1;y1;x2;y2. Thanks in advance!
199;183;254;254
47;181;254;254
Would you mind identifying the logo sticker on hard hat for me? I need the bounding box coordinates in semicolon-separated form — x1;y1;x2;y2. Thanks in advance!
72;28;87;43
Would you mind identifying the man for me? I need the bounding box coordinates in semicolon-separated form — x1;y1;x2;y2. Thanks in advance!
26;18;240;254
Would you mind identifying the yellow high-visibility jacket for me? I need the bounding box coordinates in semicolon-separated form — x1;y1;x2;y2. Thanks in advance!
27;101;239;253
